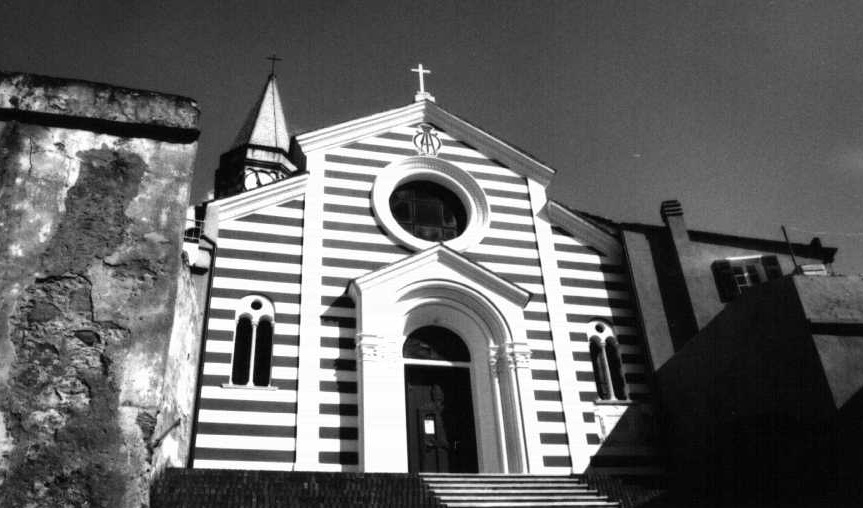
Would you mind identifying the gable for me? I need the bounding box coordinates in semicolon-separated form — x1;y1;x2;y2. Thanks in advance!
296;101;555;186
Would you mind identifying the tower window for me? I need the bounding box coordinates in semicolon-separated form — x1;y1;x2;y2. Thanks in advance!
389;180;467;242
588;320;628;402
228;296;275;388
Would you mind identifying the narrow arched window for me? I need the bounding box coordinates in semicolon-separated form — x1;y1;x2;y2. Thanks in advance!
606;340;627;400
253;319;273;387
228;295;276;387
588;319;628;402
231;317;253;385
590;339;611;400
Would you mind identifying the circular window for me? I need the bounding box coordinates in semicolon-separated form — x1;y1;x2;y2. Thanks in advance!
372;156;490;252
389;181;467;242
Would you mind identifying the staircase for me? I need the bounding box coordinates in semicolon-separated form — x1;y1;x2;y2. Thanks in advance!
420;474;621;508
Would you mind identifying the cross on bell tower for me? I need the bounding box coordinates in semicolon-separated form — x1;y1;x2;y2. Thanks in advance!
411;63;436;103
266;54;282;76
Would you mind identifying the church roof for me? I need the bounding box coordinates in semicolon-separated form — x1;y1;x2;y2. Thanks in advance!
546;200;623;261
231;74;291;153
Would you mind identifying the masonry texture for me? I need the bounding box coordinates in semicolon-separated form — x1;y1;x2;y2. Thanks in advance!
0;71;199;507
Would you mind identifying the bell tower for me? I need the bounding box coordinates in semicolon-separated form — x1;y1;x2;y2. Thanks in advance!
214;59;298;198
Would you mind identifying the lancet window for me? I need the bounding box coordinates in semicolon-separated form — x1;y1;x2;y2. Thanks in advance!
229;295;275;387
588;319;627;401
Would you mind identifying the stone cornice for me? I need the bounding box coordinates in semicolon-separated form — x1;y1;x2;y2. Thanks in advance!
0;71;199;142
423;103;555;186
546;200;622;260
295;102;426;153
210;172;308;222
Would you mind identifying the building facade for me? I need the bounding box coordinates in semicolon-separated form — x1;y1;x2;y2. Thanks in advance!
185;74;660;475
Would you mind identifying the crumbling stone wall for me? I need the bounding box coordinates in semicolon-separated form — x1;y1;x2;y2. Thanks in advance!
0;71;199;507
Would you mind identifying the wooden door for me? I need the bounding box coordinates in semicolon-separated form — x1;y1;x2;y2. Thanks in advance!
405;365;478;473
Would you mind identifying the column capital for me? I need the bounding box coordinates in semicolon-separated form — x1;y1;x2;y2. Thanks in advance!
502;342;532;370
356;333;401;363
488;344;500;375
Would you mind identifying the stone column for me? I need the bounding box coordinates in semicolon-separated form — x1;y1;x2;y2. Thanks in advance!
504;341;544;472
487;345;510;472
356;333;408;472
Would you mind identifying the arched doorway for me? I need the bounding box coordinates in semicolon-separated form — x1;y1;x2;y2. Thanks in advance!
348;248;542;473
403;326;478;473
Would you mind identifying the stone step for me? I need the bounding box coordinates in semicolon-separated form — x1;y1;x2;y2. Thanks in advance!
420;474;620;508
424;479;589;485
426;483;594;490
433;488;596;494
437;494;608;502
421;474;585;479
441;501;619;508
426;482;591;488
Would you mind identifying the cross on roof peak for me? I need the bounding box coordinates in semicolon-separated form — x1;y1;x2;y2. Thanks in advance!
411;63;436;103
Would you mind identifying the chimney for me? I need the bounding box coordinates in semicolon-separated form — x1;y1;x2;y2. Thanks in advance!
661;199;688;244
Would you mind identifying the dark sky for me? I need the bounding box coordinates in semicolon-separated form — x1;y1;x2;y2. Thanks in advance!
2;1;862;273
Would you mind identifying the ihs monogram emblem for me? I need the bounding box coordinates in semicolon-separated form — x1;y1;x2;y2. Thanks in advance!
413;123;442;156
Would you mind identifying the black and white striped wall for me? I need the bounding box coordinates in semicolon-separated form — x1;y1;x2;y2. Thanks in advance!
190;120;660;475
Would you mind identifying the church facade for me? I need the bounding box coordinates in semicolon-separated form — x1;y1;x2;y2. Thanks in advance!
185;73;659;476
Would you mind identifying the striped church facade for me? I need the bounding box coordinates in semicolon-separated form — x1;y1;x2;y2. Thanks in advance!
188;98;661;476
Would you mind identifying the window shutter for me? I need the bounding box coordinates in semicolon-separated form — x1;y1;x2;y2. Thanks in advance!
712;260;736;302
762;255;782;280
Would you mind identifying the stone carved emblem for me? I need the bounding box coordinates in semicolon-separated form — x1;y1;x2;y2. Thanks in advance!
413;123;442;156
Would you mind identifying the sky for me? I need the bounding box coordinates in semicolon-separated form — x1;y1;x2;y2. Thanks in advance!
2;1;862;273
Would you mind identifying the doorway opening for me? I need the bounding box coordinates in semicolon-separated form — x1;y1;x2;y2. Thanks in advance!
403;326;478;473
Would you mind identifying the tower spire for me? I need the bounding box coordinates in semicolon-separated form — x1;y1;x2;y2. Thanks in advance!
214;66;297;198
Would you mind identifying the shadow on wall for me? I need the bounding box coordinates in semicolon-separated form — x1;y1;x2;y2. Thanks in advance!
649;276;863;507
581;402;669;508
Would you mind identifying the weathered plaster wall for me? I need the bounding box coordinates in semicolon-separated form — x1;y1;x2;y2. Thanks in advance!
153;264;204;471
0;71;199;507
